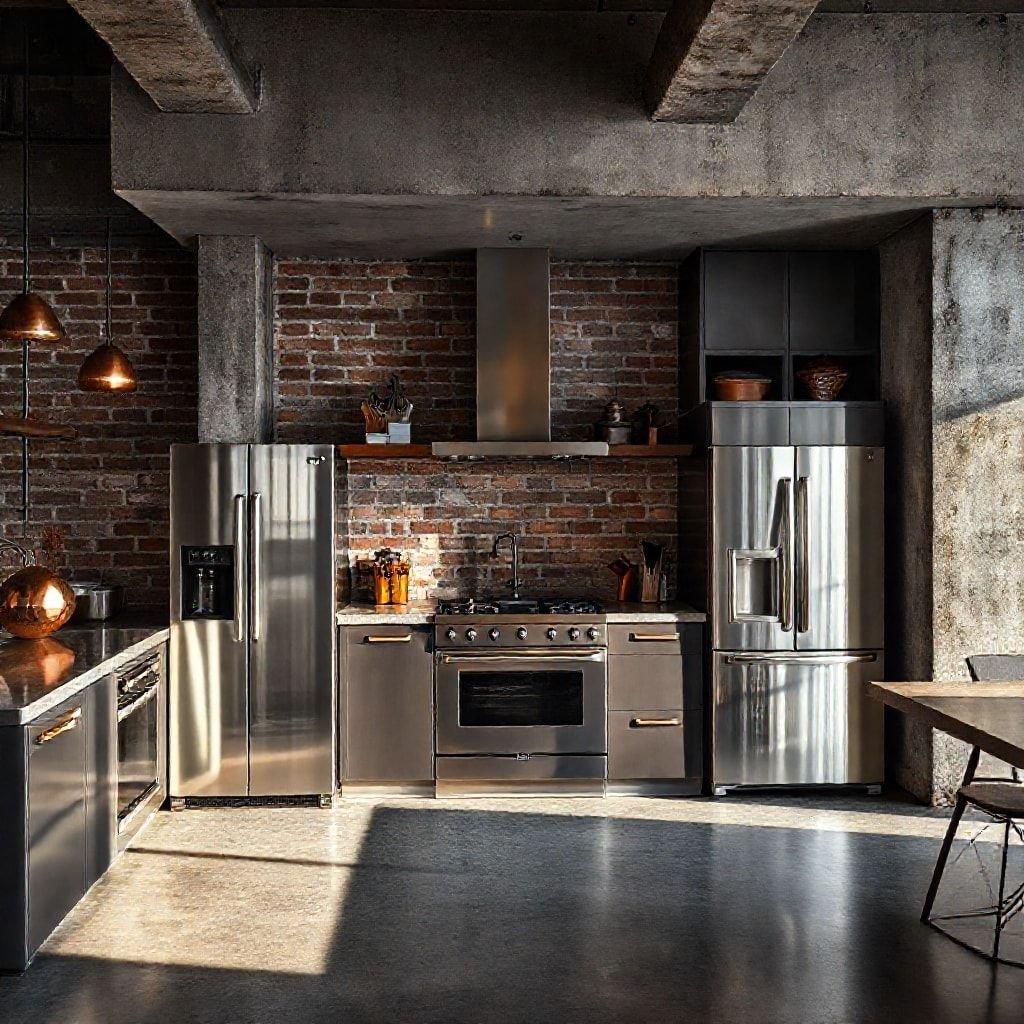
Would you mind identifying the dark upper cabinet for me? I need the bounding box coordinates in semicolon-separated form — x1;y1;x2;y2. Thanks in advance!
789;252;879;352
703;252;788;351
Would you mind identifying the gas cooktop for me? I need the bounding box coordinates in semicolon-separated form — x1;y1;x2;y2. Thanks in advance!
436;597;603;616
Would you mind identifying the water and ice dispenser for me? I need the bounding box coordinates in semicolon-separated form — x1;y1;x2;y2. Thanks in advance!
180;546;235;620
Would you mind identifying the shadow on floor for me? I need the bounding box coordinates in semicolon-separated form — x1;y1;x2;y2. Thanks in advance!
2;805;1024;1024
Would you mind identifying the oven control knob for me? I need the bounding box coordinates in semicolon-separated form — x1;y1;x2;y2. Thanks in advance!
586;626;600;641
465;628;477;642
568;627;581;641
489;627;501;642
516;626;528;641
546;627;558;641
445;628;457;642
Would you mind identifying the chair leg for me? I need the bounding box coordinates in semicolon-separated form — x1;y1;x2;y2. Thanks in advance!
993;819;1011;960
922;793;969;923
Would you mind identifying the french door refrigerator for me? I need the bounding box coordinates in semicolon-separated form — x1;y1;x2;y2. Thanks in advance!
169;444;335;800
711;444;884;792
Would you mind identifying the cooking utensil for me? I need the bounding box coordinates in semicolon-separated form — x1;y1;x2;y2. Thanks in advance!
608;557;637;602
639;541;665;604
69;582;126;622
712;372;771;402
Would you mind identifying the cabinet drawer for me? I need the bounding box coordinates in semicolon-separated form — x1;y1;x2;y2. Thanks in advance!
609;654;701;710
345;625;431;650
609;623;699;656
608;710;702;781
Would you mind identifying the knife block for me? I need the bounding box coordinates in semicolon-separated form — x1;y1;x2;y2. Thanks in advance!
638;553;663;603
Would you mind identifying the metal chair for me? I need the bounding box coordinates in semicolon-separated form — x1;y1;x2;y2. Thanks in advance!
921;654;1024;965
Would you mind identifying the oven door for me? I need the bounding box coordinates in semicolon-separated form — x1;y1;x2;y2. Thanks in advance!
116;671;160;828
435;648;607;755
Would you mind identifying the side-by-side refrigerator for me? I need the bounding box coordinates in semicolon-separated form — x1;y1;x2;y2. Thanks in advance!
711;444;884;792
169;444;335;800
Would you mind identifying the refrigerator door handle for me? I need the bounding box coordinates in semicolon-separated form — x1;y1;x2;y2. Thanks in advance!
250;491;262;643
796;474;809;634
232;494;246;643
722;652;877;666
780;477;794;632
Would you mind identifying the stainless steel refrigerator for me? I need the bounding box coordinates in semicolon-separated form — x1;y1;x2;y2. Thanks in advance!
711;444;884;792
169;444;335;800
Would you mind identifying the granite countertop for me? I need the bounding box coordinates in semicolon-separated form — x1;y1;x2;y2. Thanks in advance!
0;614;169;725
336;601;706;625
336;601;437;625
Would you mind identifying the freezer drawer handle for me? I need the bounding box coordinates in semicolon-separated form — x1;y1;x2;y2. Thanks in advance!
628;633;677;643
630;717;681;728
364;634;412;644
35;706;82;745
723;652;877;666
233;494;246;643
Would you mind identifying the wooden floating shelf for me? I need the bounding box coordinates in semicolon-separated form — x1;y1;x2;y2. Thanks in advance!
0;416;77;440
336;443;694;460
337;444;433;458
608;444;694;458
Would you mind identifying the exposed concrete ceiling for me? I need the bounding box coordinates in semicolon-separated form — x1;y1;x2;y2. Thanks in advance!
64;0;256;112
113;191;959;258
645;0;819;123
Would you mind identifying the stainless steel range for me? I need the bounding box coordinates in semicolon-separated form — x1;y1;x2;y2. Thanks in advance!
434;598;608;796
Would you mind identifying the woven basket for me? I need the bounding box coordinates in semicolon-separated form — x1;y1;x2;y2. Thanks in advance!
797;361;849;401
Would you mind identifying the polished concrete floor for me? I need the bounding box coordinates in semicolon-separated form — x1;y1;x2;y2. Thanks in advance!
2;795;1023;1023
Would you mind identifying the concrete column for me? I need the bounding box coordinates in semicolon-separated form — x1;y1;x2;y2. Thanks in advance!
197;235;274;444
881;208;1024;803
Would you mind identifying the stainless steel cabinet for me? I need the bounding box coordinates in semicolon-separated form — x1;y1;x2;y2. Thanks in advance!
341;626;434;784
27;698;88;956
84;674;116;887
0;674;126;972
606;623;703;794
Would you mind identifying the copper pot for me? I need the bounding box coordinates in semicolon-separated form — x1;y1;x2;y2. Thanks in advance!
713;372;771;402
0;540;76;640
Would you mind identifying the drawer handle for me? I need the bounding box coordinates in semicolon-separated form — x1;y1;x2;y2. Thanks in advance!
365;634;412;644
629;633;676;643
35;707;82;745
630;717;681;728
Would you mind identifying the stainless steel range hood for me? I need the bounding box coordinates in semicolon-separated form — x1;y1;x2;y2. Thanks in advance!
432;249;609;460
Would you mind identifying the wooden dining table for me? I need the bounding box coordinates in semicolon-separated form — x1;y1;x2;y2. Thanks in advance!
867;680;1024;960
867;681;1024;774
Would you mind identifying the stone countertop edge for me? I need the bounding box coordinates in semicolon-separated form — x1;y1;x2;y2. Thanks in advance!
336;602;707;625
0;625;169;726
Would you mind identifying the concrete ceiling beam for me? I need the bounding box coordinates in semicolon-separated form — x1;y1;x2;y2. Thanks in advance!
644;0;818;123
66;0;256;114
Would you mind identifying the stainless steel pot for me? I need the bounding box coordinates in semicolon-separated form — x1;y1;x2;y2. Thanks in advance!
69;582;126;622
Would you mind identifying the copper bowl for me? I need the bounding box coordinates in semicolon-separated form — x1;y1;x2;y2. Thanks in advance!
0;566;76;639
796;360;849;401
713;372;772;402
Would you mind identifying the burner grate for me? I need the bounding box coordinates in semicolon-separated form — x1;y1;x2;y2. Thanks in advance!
436;597;603;616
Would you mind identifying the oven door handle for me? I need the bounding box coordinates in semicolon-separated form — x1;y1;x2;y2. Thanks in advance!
440;648;606;663
117;681;160;723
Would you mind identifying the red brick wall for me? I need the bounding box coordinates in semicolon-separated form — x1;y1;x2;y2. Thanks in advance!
344;458;678;601
0;245;198;609
275;257;681;601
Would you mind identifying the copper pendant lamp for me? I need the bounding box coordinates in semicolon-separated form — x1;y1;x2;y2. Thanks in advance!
78;219;136;392
0;25;64;345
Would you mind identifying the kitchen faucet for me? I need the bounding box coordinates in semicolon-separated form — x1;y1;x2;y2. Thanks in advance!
490;533;521;600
